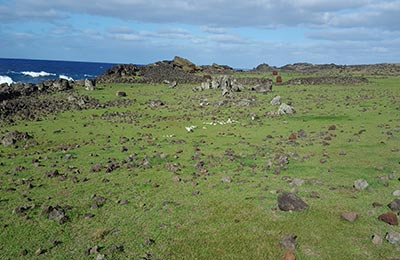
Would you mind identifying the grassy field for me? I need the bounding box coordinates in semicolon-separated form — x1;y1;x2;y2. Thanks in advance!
0;75;399;259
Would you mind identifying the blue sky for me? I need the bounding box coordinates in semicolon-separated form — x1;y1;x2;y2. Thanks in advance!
0;0;399;68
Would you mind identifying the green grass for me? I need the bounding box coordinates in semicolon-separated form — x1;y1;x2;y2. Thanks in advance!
0;76;399;259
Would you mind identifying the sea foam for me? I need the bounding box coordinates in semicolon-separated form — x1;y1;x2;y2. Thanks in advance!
59;75;74;81
0;75;14;85
21;71;56;77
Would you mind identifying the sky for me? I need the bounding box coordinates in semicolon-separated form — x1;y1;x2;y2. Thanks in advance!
0;0;399;68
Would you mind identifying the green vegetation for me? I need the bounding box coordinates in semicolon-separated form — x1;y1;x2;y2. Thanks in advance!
0;75;399;259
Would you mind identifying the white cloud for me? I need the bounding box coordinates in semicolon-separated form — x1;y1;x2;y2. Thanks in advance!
1;0;398;30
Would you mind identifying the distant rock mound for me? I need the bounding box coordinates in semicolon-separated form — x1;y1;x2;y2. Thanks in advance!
200;63;235;74
252;62;400;76
96;56;203;84
96;57;240;84
284;76;369;85
251;63;277;73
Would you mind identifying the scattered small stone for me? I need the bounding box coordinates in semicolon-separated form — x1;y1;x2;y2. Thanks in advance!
371;234;383;245
372;202;383;207
172;176;181;183
392;190;400;196
375;166;384;171
354;179;369;190
143;238;155;246
388;199;400;211
116;91;127;97
119;200;129;205
13;205;32;216
85;213;95;219
328;125;336;130
290;178;304;187
91;195;107;209
378;212;398;225
386;231;400;244
52;239;62;247
338;150;347;155
279;234;297;251
35;248;45;256
90;245;100;255
221;176;232;183
270;96;281;106
107;245;124;254
310;191;320;199
277;192;309;211
288;133;297;140
192;190;201;196
19;249;28;256
45;169;60;178
91;164;103;173
341;212;358;222
297;129;307;138
64;154;73;160
46;205;69;224
96;254;105;260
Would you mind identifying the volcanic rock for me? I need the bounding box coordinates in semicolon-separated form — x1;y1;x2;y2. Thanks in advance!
270;95;281;106
278;192;309;211
172;56;200;73
378;212;398;225
386;231;400;244
277;103;295;115
44;205;69;224
341;212;358;222
1;131;33;147
388;199;400;211
279;234;297;251
85;79;96;90
251;83;272;93
354;179;369;190
116;91;127;97
372;234;383;245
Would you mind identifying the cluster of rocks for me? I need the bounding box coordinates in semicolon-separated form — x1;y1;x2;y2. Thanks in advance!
194;75;243;95
0;79;75;101
96;56;247;85
1;94;96;122
265;96;296;117
195;75;273;96
1;131;33;147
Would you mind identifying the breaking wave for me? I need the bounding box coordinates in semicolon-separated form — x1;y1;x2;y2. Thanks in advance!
59;75;74;81
0;75;14;85
21;71;56;77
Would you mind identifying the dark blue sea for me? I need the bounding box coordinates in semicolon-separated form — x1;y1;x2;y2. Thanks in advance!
0;58;117;85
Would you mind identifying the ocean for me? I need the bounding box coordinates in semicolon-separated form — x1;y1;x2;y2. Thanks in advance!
0;58;117;85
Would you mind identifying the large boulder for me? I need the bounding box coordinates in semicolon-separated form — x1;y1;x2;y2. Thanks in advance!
251;83;272;93
277;103;295;115
270;96;281;106
85;79;96;90
50;79;71;91
1;131;33;147
388;199;400;211
172;56;200;73
278;192;309;211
